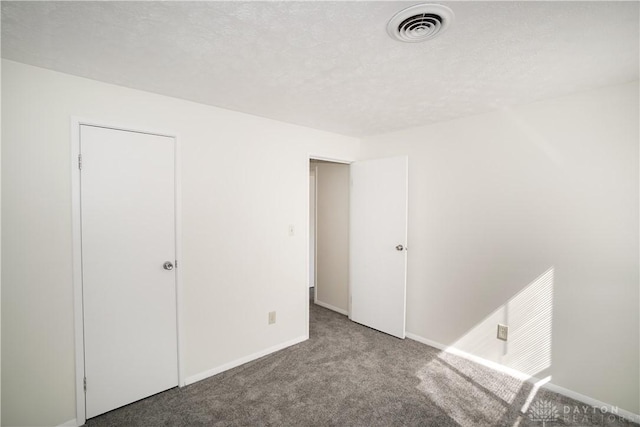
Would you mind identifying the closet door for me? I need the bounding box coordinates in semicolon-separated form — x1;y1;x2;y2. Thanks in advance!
80;125;178;418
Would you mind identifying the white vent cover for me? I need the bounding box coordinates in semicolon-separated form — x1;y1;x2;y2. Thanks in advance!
387;4;454;43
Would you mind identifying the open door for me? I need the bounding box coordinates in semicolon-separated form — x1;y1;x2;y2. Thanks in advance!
349;156;408;339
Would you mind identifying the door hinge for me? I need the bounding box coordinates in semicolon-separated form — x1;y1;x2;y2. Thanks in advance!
175;260;178;268
78;154;82;170
83;377;87;392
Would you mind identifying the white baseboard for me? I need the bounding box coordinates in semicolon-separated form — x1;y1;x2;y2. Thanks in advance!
57;418;77;427
405;332;531;381
314;299;349;316
542;382;640;424
405;332;640;423
184;335;307;386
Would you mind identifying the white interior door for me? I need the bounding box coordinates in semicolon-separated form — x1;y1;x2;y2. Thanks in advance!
350;156;408;338
80;125;178;418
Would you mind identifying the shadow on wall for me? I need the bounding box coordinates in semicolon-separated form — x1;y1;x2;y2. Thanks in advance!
415;268;555;425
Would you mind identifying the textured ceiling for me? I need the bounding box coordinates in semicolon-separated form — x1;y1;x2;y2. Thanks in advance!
2;1;638;137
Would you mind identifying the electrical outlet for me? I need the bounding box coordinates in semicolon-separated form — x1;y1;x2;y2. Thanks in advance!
497;324;508;341
268;311;276;325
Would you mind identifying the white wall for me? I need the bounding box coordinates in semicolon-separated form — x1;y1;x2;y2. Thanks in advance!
314;162;350;314
360;81;640;414
0;60;360;426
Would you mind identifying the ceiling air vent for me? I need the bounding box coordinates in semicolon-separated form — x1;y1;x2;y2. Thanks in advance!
387;4;454;43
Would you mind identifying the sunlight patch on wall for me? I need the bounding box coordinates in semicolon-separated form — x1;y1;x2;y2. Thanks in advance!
414;268;555;425
503;268;554;375
452;267;554;377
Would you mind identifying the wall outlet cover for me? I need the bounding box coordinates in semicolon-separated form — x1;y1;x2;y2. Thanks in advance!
497;324;508;341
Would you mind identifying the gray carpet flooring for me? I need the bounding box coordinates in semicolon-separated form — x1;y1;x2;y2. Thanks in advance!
85;294;637;426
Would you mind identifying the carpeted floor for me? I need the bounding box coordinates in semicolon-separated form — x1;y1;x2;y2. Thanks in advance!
85;296;637;427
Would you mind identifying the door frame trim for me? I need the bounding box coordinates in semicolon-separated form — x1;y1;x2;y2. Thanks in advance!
70;117;184;425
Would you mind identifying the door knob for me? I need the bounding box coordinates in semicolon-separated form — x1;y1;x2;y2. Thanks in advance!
395;245;404;251
163;261;174;271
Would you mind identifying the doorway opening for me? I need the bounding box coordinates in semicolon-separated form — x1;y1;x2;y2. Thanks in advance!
309;159;351;316
307;155;409;340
